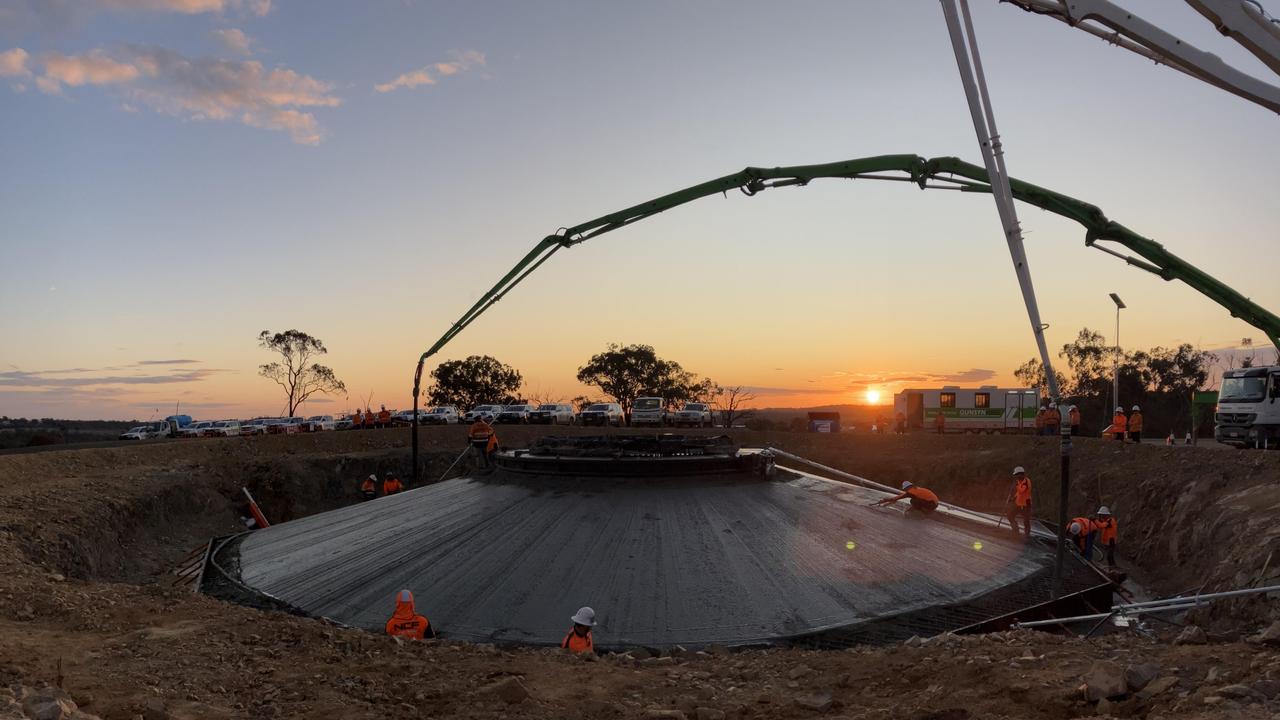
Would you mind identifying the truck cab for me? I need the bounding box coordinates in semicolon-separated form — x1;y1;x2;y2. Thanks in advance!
1215;366;1280;448
630;397;667;427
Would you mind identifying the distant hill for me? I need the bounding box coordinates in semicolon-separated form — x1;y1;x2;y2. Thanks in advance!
0;418;138;449
747;404;887;430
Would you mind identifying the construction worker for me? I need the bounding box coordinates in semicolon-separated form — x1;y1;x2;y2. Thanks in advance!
1094;506;1118;568
1045;403;1062;436
1033;405;1046;435
561;607;595;654
364;408;376;430
1068;515;1096;559
382;471;404;496
360;474;378;501
1068;404;1081;436
895;410;906;434
1110;407;1127;441
873;481;939;515
933;410;945;434
468;418;498;467
1128;405;1143;443
378;404;392;428
351;409;363;429
385;589;435;640
1006;466;1033;537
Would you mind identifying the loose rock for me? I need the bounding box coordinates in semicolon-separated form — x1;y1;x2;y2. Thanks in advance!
1082;662;1128;702
1174;626;1207;645
794;691;833;712
1124;663;1159;692
482;676;529;705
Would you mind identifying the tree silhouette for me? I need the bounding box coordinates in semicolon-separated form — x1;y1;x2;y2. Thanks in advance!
257;329;346;416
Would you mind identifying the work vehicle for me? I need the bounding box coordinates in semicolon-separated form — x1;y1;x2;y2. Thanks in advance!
463;405;502;424
672;402;713;428
239;418;272;436
267;417;305;434
529;403;575;425
335;416;355;431
178;421;214;438
301;415;335;432
630;397;667;427
119;425;162;440
892;387;1040;433
202;420;242;437
496;404;535;424
1215;366;1280;449
418;406;460;425
579;402;625;427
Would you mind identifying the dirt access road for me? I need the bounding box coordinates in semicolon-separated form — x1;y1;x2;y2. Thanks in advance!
1;428;1279;719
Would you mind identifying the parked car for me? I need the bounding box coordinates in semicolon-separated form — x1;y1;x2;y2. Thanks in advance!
630;397;668;427
178;421;214;438
240;418;272;436
335;416;356;430
267;417;304;434
301;415;335;432
496;404;535;423
119;425;161;440
529;403;576;425
673;402;713;428
420;406;460;425
579;402;625;427
202;420;242;437
463;405;502;424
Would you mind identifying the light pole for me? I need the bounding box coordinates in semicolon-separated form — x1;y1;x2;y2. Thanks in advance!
1109;293;1126;417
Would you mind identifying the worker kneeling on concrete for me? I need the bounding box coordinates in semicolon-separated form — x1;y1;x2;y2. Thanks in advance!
382;471;404;495
360;474;378;501
468;419;498;467
1094;506;1118;568
561;606;595;654
386;589;435;640
1068;516;1096;559
874;481;939;515
1006;466;1033;537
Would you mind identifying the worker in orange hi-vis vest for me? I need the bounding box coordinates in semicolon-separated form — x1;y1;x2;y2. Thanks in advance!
873;481;940;515
1094;506;1119;568
378;404;392;428
561;607;596;654
351;409;362;428
1006;466;1033;537
385;589;435;640
1110;407;1128;441
1127;405;1143;443
934;410;946;434
1068;405;1081;436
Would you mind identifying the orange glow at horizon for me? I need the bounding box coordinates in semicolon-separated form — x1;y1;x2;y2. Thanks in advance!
865;389;882;405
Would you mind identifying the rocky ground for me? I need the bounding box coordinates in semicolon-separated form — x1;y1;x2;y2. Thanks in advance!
1;427;1278;719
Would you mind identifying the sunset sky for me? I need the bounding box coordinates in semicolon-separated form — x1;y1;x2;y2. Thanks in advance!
1;1;1277;420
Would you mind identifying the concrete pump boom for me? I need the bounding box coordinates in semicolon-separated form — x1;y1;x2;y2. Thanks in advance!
408;153;1280;479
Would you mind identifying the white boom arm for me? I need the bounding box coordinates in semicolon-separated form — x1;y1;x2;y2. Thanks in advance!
1005;0;1280;114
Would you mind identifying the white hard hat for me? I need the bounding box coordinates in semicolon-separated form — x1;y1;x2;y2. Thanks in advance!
1116;407;1124;412
571;606;596;627
1097;506;1111;516
901;481;913;490
1049;402;1056;408
397;589;414;603
1012;466;1026;476
1132;405;1140;411
368;474;377;481
1068;522;1082;535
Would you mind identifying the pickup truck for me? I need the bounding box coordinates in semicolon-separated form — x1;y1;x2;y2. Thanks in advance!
267;417;305;434
529;403;575;425
496;404;535;424
673;402;713;428
178;421;215;438
202;420;242;437
463;405;502;424
119;425;163;440
630;397;668;427
301;415;335;432
579;402;625;427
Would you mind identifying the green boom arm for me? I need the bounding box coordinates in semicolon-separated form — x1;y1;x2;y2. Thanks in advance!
411;153;1280;399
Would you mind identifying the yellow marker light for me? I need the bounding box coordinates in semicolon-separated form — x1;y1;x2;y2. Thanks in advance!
972;541;983;551
845;541;856;550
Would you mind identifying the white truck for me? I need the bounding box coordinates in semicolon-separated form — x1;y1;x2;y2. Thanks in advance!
630;397;667;427
892;386;1040;433
1215;366;1280;448
672;402;713;428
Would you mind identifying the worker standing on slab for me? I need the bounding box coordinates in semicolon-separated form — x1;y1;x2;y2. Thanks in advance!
360;474;378;501
1094;506;1118;567
1068;516;1095;559
1068;404;1081;436
385;589;436;640
1006;466;1033;537
1045;403;1062;436
1128;405;1143;443
873;481;939;515
382;471;404;496
561;607;595;654
468;418;498;468
1110;407;1128;441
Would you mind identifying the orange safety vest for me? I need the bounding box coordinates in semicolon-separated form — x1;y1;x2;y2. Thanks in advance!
1112;413;1127;432
378;409;392;423
352;412;362;425
383;478;404;495
364;412;375;426
1069;407;1081;425
469;421;498;452
1129;412;1143;432
360;478;377;495
561;629;593;654
1047;408;1061;425
1014;477;1032;508
906;486;939;504
1095;517;1118;544
934;413;945;428
1034;410;1045;429
385;591;433;640
1070;516;1092;549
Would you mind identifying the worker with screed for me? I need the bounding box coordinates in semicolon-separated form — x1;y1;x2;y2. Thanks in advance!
468;417;499;467
1005;466;1033;537
873;481;939;516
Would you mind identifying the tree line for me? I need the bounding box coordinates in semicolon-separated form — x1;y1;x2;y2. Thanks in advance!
425;343;756;424
1013;328;1219;436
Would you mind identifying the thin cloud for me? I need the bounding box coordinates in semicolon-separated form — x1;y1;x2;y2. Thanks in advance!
136;359;201;365
0;369;224;387
375;50;485;93
31;45;340;144
211;28;252;56
937;368;997;383
99;0;271;16
0;48;30;78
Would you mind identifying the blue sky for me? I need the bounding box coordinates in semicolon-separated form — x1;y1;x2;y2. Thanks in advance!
1;0;1277;419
